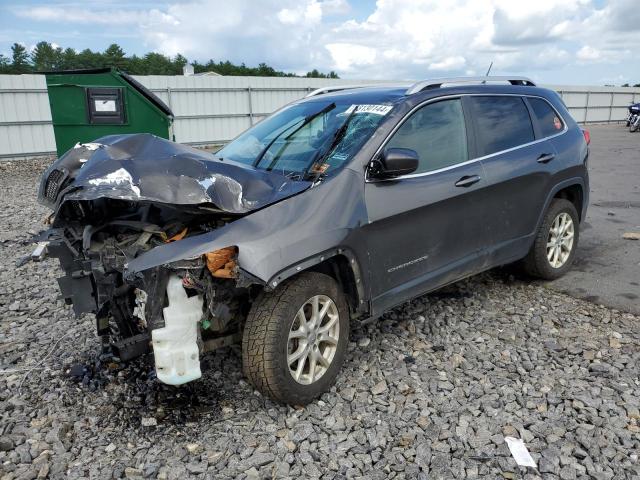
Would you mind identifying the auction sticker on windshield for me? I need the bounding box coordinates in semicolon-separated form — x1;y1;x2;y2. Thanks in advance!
345;104;393;116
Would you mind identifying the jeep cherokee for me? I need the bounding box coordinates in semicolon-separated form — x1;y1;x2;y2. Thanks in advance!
37;76;589;405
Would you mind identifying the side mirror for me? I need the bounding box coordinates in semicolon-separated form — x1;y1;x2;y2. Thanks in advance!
370;148;419;179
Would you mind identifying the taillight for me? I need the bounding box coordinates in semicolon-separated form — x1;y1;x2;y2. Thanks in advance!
582;129;590;145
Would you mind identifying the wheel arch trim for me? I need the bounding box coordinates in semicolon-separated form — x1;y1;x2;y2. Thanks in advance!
536;177;587;232
266;247;367;314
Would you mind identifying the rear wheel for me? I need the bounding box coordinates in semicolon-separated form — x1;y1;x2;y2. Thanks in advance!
523;198;579;280
242;272;349;405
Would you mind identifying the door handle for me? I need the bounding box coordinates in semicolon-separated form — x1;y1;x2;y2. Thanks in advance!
537;153;555;164
455;175;481;187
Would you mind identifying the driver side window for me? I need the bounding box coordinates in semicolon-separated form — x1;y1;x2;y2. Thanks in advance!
387;98;468;174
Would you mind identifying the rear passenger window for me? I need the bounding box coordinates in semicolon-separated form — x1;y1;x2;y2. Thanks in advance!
386;98;467;174
469;96;535;156
528;97;565;138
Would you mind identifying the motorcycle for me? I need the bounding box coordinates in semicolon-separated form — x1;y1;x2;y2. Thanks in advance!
627;102;640;132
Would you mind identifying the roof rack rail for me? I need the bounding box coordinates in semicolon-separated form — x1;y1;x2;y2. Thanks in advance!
305;84;377;98
406;76;536;95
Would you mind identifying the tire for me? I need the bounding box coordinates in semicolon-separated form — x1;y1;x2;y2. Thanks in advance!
522;198;580;280
630;122;639;133
242;272;349;405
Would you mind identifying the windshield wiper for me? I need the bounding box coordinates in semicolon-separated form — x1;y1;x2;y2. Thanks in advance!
252;102;336;168
303;105;358;181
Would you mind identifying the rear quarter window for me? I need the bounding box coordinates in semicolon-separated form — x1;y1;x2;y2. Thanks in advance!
469;96;535;156
528;97;565;138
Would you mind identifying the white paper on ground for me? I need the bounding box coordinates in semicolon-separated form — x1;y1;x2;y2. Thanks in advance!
504;436;537;468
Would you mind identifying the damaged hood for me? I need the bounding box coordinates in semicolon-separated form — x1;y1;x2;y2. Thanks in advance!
39;133;312;214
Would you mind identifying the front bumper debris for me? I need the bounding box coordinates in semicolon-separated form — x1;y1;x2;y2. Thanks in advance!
31;241;49;261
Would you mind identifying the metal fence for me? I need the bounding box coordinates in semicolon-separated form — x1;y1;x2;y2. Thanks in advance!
137;75;386;147
1;74;639;159
0;75;57;159
549;85;640;123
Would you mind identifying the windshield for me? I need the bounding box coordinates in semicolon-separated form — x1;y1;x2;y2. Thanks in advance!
216;101;393;178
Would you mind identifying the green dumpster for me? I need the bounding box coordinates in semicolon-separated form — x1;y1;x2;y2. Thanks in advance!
45;68;174;157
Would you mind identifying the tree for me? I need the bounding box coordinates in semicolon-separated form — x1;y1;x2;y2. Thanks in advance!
173;54;188;74
0;54;9;73
104;44;127;70
257;62;277;76
141;52;175;75
60;48;79;70
76;48;103;69
11;43;30;73
31;41;63;71
306;69;339;79
2;39;339;77
127;54;144;74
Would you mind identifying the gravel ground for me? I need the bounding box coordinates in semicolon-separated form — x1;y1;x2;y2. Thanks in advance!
1;159;639;480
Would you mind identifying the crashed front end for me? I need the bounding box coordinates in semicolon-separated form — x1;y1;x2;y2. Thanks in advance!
43;198;247;384
37;134;309;385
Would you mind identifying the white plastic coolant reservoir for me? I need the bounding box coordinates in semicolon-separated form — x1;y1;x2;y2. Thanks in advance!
152;275;203;385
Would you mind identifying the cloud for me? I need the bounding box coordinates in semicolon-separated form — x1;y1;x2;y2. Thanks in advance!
320;0;494;78
576;45;601;62
14;5;178;26
574;44;631;65
600;0;640;33
277;3;322;25
136;0;336;70
7;0;640;83
314;0;640;79
317;0;351;16
325;43;377;71
429;56;466;71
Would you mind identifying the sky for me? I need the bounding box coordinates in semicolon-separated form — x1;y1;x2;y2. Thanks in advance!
1;0;639;85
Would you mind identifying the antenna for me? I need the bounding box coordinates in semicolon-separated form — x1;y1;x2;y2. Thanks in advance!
485;61;493;76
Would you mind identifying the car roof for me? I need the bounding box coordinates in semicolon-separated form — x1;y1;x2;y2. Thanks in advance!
297;77;554;106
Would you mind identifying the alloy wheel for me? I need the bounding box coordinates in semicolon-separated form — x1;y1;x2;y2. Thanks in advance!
287;295;340;385
546;212;574;268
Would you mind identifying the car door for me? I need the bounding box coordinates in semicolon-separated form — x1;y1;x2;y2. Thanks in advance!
363;97;490;315
464;95;559;265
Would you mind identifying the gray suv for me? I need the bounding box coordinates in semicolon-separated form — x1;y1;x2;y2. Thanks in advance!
38;76;589;405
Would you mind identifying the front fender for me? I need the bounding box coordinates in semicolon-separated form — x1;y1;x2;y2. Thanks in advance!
125;169;369;288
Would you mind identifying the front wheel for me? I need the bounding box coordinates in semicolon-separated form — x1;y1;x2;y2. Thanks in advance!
522;198;580;280
242;272;349;405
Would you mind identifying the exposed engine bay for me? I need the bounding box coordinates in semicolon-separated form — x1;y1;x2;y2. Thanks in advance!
45;196;261;383
51;201;243;336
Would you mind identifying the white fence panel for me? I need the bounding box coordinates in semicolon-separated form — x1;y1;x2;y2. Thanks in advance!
0;75;55;157
1;74;639;159
137;75;370;145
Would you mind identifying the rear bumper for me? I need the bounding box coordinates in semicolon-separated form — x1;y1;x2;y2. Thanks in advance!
581;164;590;223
